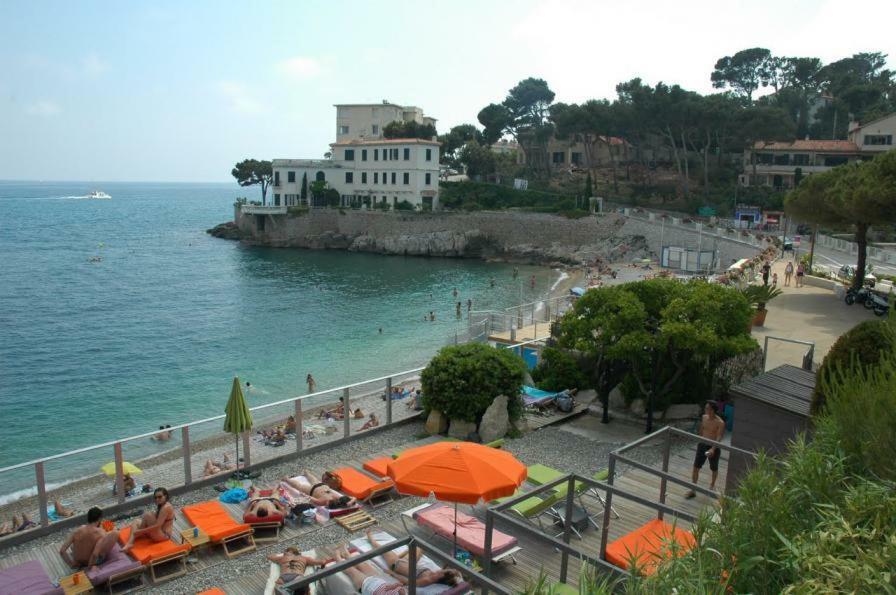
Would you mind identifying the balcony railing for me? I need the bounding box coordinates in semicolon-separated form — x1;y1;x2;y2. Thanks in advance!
241;204;287;215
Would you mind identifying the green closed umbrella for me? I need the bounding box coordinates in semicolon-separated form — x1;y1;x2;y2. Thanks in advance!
224;376;253;478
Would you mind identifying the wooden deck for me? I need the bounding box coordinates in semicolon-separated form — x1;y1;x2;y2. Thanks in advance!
0;420;725;594
489;322;550;344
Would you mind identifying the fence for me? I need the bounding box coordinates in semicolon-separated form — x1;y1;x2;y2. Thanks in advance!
816;232;896;265
0;336;549;549
470;294;573;339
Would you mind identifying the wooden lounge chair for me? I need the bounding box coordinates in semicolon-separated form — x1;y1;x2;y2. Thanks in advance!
182;500;256;558
604;518;695;576
117;526;191;583
402;503;521;565
333;467;396;506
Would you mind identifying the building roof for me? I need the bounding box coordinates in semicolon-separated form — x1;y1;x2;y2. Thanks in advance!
272;159;342;168
599;135;629;146
753;140;859;152
730;364;815;417
849;111;896;131
331;138;440;147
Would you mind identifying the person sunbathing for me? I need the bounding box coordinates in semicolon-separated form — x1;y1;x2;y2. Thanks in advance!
281;472;357;509
245;488;288;519
285;416;297;434
268;546;330;591
359;413;379;431
364;530;462;588
203;455;237;477
59;507;119;573
54;499;74;518
0;513;36;535
353;408;364;419
121;487;174;552
332;545;406;595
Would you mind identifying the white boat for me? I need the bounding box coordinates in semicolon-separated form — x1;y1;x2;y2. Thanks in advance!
87;190;111;199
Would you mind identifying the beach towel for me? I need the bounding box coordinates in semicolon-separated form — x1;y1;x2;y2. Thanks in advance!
220;488;248;503
414;503;518;557
521;386;560;407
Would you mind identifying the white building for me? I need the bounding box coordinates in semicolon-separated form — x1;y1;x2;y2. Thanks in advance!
335;101;437;142
272;138;440;210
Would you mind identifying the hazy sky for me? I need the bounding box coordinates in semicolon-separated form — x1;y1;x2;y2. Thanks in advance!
1;0;894;182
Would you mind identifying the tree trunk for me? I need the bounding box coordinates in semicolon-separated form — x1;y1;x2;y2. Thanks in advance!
261;180;268;205
703;130;711;193
854;222;869;291
665;126;684;195
680;131;690;197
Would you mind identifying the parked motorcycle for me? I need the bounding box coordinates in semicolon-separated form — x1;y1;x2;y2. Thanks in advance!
845;286;873;306
867;292;891;317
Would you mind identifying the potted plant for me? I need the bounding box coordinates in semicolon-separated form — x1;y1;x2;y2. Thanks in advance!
742;284;783;327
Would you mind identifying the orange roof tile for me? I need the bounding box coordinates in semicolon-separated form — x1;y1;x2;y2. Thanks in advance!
753;140;859;152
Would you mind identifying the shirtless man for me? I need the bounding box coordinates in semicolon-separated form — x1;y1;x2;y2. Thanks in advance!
267;546;329;591
246;492;288;519
121;487;174;552
59;507;119;573
364;530;462;588
686;401;726;498
281;472;357;509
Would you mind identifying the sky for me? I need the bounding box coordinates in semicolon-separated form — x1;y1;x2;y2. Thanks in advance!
1;0;894;183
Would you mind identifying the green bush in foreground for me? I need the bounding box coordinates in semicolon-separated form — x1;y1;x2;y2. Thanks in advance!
420;343;526;423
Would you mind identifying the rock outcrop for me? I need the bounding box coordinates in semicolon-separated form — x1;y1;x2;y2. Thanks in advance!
425;409;448;435
479;395;510;443
206;221;245;240
447;419;477;440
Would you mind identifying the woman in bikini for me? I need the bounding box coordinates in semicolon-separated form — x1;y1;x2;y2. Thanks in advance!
121;487;174;552
332;546;406;595
281;471;357;509
365;530;462;588
268;546;329;592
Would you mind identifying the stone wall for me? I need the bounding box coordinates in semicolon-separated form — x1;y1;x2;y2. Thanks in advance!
234;209;761;267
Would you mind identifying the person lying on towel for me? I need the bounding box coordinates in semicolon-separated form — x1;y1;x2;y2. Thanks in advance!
268;546;330;592
333;545;407;595
281;471;358;509
246;492;288;519
364;529;463;588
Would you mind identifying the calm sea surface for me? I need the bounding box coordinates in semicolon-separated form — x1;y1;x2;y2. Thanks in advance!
0;181;555;498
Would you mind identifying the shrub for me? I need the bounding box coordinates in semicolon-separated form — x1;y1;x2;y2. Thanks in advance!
531;347;587;392
811;319;895;414
395;200;414;211
287;206;309;217
420;343;526;422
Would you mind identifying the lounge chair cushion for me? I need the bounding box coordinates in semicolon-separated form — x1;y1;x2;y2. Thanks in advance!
414;503;518;557
117;526;191;565
334;467;394;500
363;457;392;477
243;512;284;525
605;519;695;575
85;542;143;586
182;500;252;542
197;590;226;595
0;560;64;595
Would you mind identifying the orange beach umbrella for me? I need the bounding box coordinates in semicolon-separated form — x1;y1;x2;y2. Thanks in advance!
386;441;527;557
386;441;527;504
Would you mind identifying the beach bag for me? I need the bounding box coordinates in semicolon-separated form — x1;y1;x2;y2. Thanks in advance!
556;392;574;413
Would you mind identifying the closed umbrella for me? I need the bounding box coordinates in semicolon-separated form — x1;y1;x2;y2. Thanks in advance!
224;376;253;479
386;441;526;556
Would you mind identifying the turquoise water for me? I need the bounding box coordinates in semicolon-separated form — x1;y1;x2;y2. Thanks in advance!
0;181;555;497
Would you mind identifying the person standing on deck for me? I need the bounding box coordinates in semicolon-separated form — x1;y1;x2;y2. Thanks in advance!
686;401;725;498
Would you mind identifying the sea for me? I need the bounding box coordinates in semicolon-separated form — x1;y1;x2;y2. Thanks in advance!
0;181;557;501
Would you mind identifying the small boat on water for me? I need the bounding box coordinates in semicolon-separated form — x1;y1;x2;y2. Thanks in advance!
87;190;111;199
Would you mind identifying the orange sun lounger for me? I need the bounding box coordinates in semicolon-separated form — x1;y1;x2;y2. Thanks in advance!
117;526;191;583
334;467;396;505
604;518;695;576
182;500;256;558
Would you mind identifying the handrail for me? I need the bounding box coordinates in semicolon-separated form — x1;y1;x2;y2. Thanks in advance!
0;338;548;475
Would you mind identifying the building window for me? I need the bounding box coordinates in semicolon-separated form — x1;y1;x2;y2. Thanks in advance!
315;171;325;182
372;124;379;135
391;172;396;184
793;153;809;166
392;148;399;160
552;152;565;164
345;149;355;161
425;148;432;161
362;149;368;161
570;152;582;165
345;172;353;183
339;125;349;135
374;149;379;161
425;173;431;185
383;148;388;161
274;194;281;205
824;155;849;166
403;148;410;160
361;172;367;183
374;172;379;183
773;154;789;165
287;171;296;183
403;172;410;184
865;134;893;146
274;171;280;185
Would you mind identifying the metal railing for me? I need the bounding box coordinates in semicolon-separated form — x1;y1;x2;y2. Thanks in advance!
471;294;572;338
0;336;548;548
762;336;815;371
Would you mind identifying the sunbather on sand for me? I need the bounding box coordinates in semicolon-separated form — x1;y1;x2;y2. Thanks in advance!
121;487;174;552
332;545;407;595
246;488;288;519
364;530;462;587
281;472;357;509
359;413;379;431
54;499;74;518
268;546;330;591
203;455;237;477
14;512;36;532
59;507;119;573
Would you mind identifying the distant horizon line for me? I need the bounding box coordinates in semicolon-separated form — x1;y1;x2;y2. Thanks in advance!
0;178;239;185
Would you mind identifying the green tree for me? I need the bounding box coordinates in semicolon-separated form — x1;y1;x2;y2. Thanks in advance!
231;159;273;204
478;78;555;172
300;172;308;202
736;105;796;182
458;141;496;179
382;120;437;139
710;47;773;102
584;172;593;198
438;124;484;168
786;151;896;289
420;343;527;423
309;179;328;206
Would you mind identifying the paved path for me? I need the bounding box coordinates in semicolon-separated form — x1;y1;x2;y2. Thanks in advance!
749;259;876;370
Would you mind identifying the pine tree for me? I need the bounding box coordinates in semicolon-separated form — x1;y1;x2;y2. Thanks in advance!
300;173;308;202
584;172;594;198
